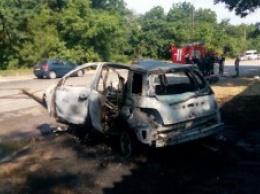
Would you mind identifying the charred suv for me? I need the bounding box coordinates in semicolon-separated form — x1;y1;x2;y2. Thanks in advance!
45;59;223;156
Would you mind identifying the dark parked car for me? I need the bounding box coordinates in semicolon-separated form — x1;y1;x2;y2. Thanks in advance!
33;59;84;79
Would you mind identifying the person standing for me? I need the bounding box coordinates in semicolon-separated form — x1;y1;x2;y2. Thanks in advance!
218;55;225;76
185;54;190;64
197;54;205;75
205;53;211;76
210;53;216;75
233;56;240;78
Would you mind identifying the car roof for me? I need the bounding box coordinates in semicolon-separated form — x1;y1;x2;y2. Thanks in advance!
47;59;66;61
38;59;62;63
129;59;192;73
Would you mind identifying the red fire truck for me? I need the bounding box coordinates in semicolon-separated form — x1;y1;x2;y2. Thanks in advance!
171;42;206;64
171;42;220;83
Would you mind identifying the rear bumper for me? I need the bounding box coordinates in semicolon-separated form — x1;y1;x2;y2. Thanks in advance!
154;123;224;147
33;70;49;77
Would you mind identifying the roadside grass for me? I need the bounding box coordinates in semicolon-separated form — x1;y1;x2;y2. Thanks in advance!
212;77;260;101
212;69;260;100
212;71;260;147
0;69;33;77
0;140;31;160
0;140;32;194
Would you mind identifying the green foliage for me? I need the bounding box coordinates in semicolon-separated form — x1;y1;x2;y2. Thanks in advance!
214;0;260;17
0;0;259;70
195;9;217;24
167;2;193;23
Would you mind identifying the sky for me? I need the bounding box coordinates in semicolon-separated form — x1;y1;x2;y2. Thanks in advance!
124;0;260;25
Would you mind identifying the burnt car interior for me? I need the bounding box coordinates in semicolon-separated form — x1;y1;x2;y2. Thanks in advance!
97;67;128;126
99;68;125;102
154;69;206;95
132;73;143;94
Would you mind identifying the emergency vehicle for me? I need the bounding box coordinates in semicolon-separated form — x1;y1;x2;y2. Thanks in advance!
171;42;206;64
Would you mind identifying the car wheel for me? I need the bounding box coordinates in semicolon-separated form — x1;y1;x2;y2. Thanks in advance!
36;75;43;79
77;70;83;77
48;71;56;79
119;130;137;157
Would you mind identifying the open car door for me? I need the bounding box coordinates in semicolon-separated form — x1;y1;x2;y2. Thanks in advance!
45;62;129;133
55;86;91;124
45;63;99;125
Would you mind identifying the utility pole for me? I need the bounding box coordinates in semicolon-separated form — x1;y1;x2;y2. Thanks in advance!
192;4;195;40
191;0;197;40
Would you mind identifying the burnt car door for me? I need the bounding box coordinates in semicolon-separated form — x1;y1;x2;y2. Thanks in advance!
45;63;129;133
45;63;99;125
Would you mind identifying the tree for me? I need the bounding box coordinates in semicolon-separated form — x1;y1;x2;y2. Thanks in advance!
90;0;128;14
0;0;39;69
166;2;193;23
195;8;217;24
0;0;259;70
214;0;260;17
141;6;165;21
135;7;173;59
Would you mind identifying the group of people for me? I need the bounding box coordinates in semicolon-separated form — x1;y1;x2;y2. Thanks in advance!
185;53;221;77
216;54;240;78
185;53;240;78
217;55;240;78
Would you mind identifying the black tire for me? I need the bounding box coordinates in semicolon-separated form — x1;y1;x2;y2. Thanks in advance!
119;130;138;157
42;93;47;107
48;71;57;79
36;75;43;79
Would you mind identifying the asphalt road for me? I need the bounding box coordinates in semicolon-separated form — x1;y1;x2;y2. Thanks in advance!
0;78;59;142
0;73;94;142
218;61;260;77
0;61;259;143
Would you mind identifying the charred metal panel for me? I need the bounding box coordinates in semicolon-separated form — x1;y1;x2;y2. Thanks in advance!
131;94;216;125
55;86;90;124
45;84;56;115
121;107;157;145
88;90;105;133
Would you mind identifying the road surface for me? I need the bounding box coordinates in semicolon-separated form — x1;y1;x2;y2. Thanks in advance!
0;78;58;142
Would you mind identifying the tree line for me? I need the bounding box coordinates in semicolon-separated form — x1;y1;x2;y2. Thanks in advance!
0;0;259;70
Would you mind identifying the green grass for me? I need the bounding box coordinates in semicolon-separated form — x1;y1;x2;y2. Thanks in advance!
0;69;33;77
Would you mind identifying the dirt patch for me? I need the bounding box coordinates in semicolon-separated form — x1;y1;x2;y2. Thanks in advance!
0;74;260;194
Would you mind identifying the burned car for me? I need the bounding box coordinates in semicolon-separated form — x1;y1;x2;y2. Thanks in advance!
45;59;223;156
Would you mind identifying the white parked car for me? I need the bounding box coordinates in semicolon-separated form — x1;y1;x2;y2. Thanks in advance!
245;50;258;60
238;54;248;61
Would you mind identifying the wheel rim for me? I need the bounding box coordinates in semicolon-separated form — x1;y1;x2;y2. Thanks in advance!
77;70;83;77
120;132;132;157
49;71;56;79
